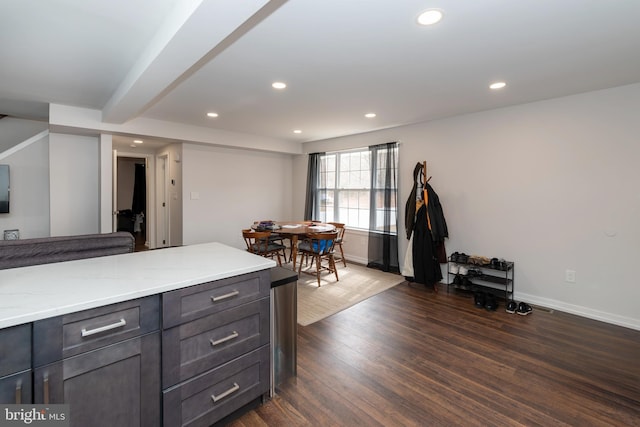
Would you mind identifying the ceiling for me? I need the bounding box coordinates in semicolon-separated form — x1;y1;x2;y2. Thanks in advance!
2;0;640;149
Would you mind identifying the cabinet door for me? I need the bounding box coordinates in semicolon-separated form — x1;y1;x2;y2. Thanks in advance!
0;323;31;377
33;333;160;427
0;324;32;405
0;370;32;404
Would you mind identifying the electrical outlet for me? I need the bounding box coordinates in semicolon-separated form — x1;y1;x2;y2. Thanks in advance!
565;269;576;283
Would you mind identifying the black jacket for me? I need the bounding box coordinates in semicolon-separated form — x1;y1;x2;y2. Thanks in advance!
404;162;424;240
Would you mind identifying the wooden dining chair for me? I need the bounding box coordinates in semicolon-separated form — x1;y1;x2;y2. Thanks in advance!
242;229;287;266
328;222;346;267
297;231;339;286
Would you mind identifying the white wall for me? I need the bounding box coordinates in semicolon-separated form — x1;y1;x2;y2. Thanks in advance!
182;143;293;249
0;134;50;239
49;133;100;236
297;83;640;330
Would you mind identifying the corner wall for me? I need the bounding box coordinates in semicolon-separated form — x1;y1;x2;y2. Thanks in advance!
0;133;50;239
49;133;100;236
181;143;293;249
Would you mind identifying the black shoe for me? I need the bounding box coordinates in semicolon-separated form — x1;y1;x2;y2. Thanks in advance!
506;301;518;314
484;294;498;311
474;291;485;308
517;302;533;316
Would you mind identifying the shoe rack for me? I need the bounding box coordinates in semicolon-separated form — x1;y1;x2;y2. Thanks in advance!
446;253;515;301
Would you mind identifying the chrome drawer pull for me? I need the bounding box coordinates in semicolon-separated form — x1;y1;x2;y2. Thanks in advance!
210;331;239;346
211;382;240;403
211;290;240;302
81;318;127;337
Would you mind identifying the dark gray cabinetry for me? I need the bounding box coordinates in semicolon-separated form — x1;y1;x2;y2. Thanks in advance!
162;270;271;427
32;296;161;427
0;324;32;404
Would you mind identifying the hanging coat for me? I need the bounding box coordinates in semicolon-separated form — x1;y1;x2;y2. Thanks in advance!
412;202;442;285
424;182;448;263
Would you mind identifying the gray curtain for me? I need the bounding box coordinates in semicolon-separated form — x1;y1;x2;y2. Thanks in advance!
304;152;323;220
367;142;399;273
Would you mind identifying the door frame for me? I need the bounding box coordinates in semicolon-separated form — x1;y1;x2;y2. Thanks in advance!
155;153;170;248
114;151;156;249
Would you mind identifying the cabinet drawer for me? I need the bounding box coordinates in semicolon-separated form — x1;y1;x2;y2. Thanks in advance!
0;370;32;404
163;270;269;329
163;345;270;427
0;323;31;377
33;295;160;367
163;298;269;387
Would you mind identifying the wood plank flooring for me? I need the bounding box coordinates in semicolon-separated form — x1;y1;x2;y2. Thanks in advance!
227;282;640;426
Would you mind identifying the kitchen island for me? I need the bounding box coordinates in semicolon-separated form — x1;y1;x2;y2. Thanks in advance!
0;242;275;427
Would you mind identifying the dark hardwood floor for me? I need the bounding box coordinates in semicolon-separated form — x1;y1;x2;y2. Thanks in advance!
227;282;640;427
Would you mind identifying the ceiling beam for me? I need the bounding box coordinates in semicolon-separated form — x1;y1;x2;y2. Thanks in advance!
102;0;288;124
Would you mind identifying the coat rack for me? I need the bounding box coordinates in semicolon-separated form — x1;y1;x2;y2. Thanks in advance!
422;161;431;183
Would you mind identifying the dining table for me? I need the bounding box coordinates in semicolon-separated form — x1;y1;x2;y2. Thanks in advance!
253;221;336;269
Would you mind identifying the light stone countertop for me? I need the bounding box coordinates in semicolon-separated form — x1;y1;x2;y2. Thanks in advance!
0;242;276;329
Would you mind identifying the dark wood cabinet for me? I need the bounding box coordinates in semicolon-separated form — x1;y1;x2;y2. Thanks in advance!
0;268;272;426
32;296;161;427
162;270;271;426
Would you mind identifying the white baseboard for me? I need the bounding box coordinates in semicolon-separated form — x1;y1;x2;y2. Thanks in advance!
516;292;640;331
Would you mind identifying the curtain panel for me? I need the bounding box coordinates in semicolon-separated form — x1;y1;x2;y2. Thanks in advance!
367;142;399;273
304;152;324;221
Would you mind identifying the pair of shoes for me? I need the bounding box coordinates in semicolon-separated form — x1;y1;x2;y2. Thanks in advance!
451;252;469;263
473;291;498;311
517;302;533;316
505;300;533;315
484;293;498;311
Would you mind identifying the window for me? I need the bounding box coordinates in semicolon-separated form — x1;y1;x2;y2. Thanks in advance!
314;146;397;232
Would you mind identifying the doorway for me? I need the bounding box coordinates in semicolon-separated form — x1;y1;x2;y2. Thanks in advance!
114;153;157;251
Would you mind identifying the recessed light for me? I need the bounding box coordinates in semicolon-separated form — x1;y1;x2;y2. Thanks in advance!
133;139;143;144
365;113;376;118
293;129;302;134
207;112;219;118
130;144;137;148
417;9;443;26
489;81;507;90
272;82;287;89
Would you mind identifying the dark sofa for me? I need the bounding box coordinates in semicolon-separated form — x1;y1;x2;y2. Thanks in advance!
0;232;135;270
